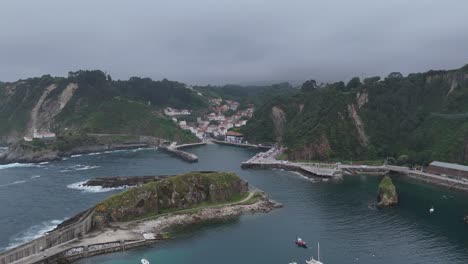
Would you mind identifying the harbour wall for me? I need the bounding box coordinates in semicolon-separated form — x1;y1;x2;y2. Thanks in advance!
0;209;95;264
160;146;198;162
241;162;334;178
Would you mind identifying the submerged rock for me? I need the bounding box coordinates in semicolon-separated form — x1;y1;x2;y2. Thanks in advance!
377;175;398;208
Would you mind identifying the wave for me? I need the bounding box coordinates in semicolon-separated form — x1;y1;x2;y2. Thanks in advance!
70;154;83;158
3;218;66;250
87;152;103;156
30;175;41;179
0;180;26;188
67;181;126;193
73;165;100;171
0;163;36;170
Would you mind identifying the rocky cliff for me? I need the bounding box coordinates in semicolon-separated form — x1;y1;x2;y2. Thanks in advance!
93;171;248;227
243;64;468;164
0;70;201;145
377;175;399;207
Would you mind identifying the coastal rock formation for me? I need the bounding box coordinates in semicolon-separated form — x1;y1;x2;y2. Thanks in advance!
93;171;249;227
84;176;167;188
377;175;399;208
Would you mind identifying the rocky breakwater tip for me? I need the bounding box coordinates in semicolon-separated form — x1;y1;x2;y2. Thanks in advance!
377;175;399;208
160;146;198;162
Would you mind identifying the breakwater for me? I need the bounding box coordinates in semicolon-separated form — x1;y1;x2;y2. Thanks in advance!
0;209;95;264
241;162;337;178
160;146;198;162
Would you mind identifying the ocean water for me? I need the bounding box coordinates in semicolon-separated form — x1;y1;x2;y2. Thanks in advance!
1;145;468;263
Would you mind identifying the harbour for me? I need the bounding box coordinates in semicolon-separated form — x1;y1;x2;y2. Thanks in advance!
1;145;468;263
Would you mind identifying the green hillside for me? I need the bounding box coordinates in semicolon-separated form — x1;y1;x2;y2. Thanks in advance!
243;64;468;165
0;70;202;143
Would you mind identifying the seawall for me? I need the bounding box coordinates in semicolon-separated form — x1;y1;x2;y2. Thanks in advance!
0;209;95;264
160;146;198;162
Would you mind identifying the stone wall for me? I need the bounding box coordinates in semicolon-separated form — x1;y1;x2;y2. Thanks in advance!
0;209;95;264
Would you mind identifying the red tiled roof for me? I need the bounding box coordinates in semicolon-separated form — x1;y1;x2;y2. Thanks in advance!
226;131;243;137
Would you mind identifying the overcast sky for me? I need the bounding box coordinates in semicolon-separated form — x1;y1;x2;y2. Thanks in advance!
1;0;468;85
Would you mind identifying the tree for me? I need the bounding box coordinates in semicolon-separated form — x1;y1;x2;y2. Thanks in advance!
301;79;317;92
346;77;361;90
363;76;380;85
397;154;409;165
387;72;403;79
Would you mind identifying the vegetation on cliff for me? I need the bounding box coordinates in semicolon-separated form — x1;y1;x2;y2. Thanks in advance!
243;64;468;165
93;171;249;224
377;176;399;207
0;70;201;143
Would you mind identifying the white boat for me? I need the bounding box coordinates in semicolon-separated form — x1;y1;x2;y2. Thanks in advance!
305;242;323;264
141;259;150;264
429;206;434;213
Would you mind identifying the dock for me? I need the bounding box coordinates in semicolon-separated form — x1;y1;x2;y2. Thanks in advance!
241;148;339;178
241;148;468;190
211;139;271;150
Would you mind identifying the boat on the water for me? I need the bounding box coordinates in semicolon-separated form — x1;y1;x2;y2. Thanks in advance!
141;259;150;264
306;242;323;264
295;237;307;248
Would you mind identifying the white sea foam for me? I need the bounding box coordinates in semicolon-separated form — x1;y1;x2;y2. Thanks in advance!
30;175;41;179
72;165;100;171
0;163;36;170
70;154;83;158
87;152;103;156
0;180;27;188
4;218;66;250
67;181;126;193
38;162;49;165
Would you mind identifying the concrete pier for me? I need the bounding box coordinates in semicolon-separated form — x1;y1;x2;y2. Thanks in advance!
160;146;199;162
211;139;271;150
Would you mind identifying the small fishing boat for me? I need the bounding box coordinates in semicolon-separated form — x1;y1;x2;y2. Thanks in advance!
295;237;307;248
306;243;323;264
141;259;150;264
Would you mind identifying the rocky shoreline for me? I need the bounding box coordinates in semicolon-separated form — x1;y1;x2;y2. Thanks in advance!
0;143;149;164
133;191;282;235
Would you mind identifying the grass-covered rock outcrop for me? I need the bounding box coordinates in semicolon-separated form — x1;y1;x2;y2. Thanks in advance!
377;175;398;208
93;171;249;226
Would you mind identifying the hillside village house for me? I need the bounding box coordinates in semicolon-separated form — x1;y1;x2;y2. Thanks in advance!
225;131;244;143
426;161;468;180
164;107;191;116
24;130;56;141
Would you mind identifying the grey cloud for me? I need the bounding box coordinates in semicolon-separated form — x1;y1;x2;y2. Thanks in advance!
1;0;468;85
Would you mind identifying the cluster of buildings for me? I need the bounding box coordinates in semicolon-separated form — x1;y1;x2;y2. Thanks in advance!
165;98;253;141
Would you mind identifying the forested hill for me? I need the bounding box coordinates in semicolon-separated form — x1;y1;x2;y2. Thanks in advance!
242;64;468;165
0;70;206;143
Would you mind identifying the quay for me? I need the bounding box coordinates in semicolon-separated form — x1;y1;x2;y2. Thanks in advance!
241;148;468;191
211;139;271;150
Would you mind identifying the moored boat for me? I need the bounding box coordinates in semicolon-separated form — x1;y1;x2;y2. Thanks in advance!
295;237;307;248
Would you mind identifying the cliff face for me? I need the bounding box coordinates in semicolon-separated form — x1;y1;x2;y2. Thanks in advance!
377;176;398;207
93;172;248;227
243;64;468;164
0;70;201;144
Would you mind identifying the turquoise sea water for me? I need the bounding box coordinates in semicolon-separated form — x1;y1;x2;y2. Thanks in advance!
1;145;468;263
